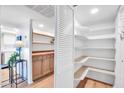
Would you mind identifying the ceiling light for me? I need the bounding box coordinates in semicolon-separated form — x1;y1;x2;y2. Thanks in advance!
91;8;99;14
38;24;44;28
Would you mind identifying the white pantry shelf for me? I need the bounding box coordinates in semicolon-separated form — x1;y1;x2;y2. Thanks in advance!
75;56;89;63
75;34;115;40
89;56;115;61
75;47;115;50
74;66;88;80
87;34;115;40
74;56;115;64
89;67;115;76
74;66;115;81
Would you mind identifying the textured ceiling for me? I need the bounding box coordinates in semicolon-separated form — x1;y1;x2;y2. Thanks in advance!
26;5;55;18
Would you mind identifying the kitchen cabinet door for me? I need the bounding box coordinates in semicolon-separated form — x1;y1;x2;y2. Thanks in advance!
46;55;51;73
32;56;42;80
52;54;54;72
42;55;50;75
50;54;54;72
49;54;52;72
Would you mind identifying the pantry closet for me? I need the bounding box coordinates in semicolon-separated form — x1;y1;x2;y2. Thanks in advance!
74;5;119;88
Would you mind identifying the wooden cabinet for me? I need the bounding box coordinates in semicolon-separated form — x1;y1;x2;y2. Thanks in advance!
32;56;42;80
49;54;54;72
42;55;50;75
32;52;54;80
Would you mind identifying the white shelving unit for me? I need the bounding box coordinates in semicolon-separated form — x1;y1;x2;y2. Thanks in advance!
75;56;89;64
87;34;115;40
76;47;115;50
74;56;115;64
74;66;88;80
74;25;116;87
32;32;54;51
75;34;115;40
74;66;115;81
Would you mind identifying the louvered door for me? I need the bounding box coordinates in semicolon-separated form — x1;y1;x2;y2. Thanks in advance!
55;6;74;88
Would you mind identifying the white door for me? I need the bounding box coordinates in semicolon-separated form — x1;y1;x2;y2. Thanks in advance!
120;32;124;87
55;6;74;88
120;9;124;87
114;6;124;88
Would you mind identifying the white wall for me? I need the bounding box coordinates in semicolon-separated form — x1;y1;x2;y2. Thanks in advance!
19;21;32;84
